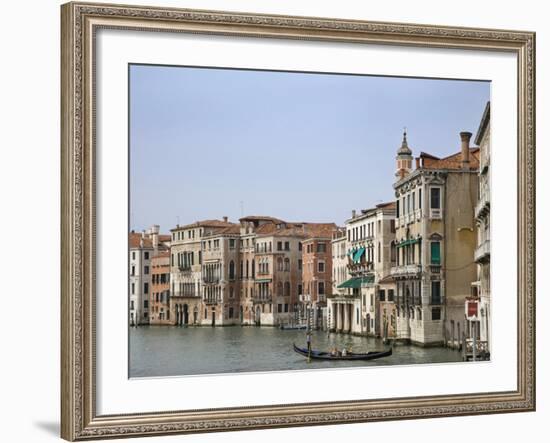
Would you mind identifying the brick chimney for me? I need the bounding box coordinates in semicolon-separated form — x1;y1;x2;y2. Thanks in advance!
460;131;472;169
223;216;228;223
351;209;356;218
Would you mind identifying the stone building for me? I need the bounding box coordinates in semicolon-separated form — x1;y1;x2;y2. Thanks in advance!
300;229;335;329
169;218;234;326
149;251;171;325
201;224;242;326
328;202;396;336
129;225;170;326
392;130;479;347
471;102;491;355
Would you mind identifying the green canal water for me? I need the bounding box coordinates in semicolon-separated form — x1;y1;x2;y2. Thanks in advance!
129;326;464;377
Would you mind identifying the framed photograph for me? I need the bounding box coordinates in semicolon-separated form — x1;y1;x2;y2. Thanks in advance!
61;1;536;440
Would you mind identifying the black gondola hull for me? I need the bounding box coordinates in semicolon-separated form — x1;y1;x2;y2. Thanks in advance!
293;343;392;361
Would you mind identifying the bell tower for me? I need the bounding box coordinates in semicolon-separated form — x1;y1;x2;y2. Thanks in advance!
395;129;413;180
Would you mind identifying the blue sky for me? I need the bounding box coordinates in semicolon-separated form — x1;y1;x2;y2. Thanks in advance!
130;64;489;232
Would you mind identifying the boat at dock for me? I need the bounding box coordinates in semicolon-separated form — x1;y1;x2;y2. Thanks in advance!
279;323;307;330
292;343;392;361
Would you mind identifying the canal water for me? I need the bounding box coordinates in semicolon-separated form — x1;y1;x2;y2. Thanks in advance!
129;326;464;377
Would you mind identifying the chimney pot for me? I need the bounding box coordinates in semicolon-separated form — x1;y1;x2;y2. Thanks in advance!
460;131;472;167
352;209;356;218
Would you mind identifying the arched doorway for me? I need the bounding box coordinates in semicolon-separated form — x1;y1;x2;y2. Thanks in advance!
211;308;216;327
255;306;261;326
193;307;198;325
183;304;189;325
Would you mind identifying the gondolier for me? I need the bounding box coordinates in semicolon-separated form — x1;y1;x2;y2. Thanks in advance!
293;343;392;361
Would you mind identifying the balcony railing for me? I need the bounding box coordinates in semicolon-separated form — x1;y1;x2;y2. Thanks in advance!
390;264;422;277
474;240;490;263
204;296;221;305
253;293;272;304
475;190;490;220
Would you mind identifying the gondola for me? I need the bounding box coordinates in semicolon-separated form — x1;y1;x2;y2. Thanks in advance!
292;343;392;361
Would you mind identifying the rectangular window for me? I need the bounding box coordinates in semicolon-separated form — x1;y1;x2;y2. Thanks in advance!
284;241;290;251
144;282;149;294
430;241;441;265
132;251;135;260
277;241;282;251
278;304;283;313
298;284;303;295
143;300;149;308
130;300;134;310
430;187;441;209
318;261;325;273
318;282;325;295
144;251;149;260
432;307;441;321
317;243;327;253
396;200;400;217
298;242;302;251
379;289;386;301
388;289;395;302
419;188;422;210
229;239;235;249
412;192;415;210
431;281;441;305
144;265;149;275
131;283;135;295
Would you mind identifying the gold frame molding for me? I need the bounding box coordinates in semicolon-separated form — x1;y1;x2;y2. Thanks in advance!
61;2;536;440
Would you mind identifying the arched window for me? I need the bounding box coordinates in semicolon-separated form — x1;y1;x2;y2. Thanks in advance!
229;260;235;280
230;287;234;298
277;282;283;296
284;258;290;271
277;257;283;271
251;259;255;278
284;281;290;297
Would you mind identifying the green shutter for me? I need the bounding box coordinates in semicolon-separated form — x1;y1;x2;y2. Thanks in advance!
430;242;441;264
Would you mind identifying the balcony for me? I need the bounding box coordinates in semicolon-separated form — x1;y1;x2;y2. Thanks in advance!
253;293;272;304
429;264;441;274
429;208;442;220
475;190;490;220
474;240;490;264
204;296;221;305
390;264;422;278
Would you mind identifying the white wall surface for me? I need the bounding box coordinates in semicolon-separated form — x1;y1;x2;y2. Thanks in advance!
0;0;547;442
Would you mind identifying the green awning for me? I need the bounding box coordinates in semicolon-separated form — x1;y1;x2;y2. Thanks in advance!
337;275;374;289
352;247;365;263
397;237;421;248
255;279;272;283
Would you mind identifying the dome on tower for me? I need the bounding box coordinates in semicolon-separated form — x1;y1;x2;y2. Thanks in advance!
397;129;412;156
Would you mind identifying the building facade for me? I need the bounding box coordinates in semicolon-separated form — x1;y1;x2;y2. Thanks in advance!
301;234;333;329
129;225;170;326
201;225;242;326
328;203;396;336
169;218;234;326
149;251;171;325
392;131;479;346
471;102;491;356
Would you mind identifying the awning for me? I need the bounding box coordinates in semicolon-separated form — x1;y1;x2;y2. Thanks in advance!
337;275;374;289
255;279;272;283
352;247;365;263
397;237;421;247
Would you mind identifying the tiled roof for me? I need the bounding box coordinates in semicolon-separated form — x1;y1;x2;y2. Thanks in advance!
256;222;337;239
171;219;234;231
129;233;153;249
420;147;480;171
376;201;396;209
203;225;241;237
240;215;284;223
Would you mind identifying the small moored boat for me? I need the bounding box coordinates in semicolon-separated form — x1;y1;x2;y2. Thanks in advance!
292;343;392;361
280;324;307;330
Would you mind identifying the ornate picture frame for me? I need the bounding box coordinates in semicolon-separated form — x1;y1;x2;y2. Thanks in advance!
61;2;535;440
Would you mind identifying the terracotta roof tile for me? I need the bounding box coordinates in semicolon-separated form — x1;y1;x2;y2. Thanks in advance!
171;219;235;231
421;147;480;171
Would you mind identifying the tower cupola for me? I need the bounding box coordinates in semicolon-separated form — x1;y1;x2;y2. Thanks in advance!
395;129;413;179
